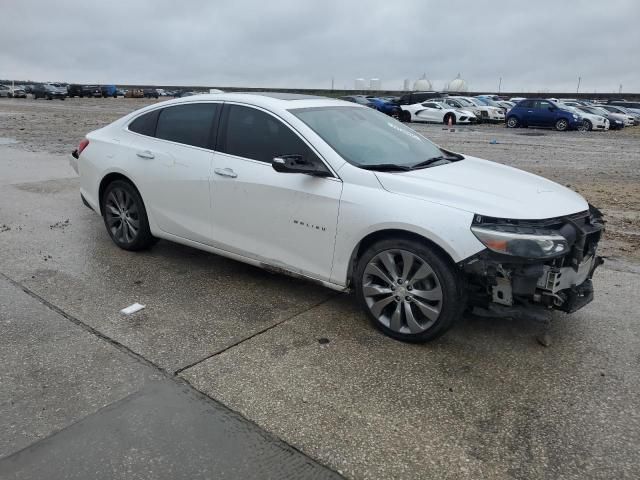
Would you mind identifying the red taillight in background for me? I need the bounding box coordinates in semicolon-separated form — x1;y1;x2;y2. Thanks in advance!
77;139;89;155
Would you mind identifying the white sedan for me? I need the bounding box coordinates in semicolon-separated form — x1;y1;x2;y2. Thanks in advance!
554;103;609;131
399;101;477;124
71;93;603;342
450;96;505;122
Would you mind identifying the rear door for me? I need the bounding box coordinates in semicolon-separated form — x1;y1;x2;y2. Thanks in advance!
209;103;342;282
125;102;220;244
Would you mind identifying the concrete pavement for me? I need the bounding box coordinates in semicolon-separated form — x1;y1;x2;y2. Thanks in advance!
1;145;639;479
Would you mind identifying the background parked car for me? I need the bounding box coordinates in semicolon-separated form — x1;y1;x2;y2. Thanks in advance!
125;88;144;98
398;91;447;105
33;83;67;100
440;97;483;120
597;105;637;126
67;84;101;97
0;84;11;97
576;106;625;129
553;102;608;131
450;96;505;122
9;86;27;98
609;101;640;115
101;85;118;98
506;98;583;131
365;96;401;117
400;101;477;124
339;95;377;108
143;88;159;99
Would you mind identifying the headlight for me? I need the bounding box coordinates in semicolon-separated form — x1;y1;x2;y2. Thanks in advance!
572;114;579;119
471;225;568;258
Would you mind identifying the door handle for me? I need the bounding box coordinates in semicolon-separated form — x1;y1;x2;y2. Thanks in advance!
136;150;155;159
214;167;237;178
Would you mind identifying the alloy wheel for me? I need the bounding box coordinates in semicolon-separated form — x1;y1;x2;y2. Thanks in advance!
104;187;140;244
362;249;443;334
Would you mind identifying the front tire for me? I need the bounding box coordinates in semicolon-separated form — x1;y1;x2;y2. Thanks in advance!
354;238;463;343
582;120;592;131
101;180;155;251
555;118;569;131
400;110;411;123
506;116;519;128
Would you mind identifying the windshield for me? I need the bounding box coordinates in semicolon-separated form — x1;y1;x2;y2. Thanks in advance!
453;97;475;107
290;106;449;168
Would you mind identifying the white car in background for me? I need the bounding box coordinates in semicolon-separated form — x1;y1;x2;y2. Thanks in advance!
553;102;609;131
450;96;505;122
71;92;604;343
400;101;477;124
439;97;483;120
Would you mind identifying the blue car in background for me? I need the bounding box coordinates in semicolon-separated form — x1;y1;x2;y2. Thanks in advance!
100;84;117;98
506;98;584;131
365;97;401;117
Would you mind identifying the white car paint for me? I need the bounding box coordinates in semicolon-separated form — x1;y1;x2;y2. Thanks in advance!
400;101;477;124
74;93;590;293
450;96;505;121
555;103;609;131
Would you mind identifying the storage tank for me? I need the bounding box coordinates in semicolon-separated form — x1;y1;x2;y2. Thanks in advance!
413;73;432;91
446;73;468;93
369;78;381;90
354;78;367;90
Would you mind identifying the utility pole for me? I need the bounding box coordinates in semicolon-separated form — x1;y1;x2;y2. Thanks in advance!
331;76;334;91
498;77;502;93
576;76;581;94
619;84;622;94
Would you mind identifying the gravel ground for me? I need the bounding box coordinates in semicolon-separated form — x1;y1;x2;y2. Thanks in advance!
1;96;638;261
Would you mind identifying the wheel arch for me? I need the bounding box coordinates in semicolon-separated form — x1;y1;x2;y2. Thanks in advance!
345;228;458;288
98;172;143;216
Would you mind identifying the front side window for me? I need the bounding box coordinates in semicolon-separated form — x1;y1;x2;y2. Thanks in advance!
220;105;316;163
155;103;218;148
290;106;445;168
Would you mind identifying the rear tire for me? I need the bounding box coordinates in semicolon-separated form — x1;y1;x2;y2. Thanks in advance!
400;110;411;123
101;180;155;251
354;238;463;343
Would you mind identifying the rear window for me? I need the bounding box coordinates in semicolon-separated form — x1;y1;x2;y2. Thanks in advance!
129;109;160;137
155;103;218;148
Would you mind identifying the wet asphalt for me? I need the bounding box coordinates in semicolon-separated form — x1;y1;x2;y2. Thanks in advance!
0;146;639;479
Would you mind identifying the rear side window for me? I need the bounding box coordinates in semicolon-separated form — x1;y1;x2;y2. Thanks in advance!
155;103;218;148
129;109;160;137
220;105;314;163
519;100;534;108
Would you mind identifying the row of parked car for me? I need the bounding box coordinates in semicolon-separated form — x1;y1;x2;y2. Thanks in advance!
0;83;212;100
340;92;640;131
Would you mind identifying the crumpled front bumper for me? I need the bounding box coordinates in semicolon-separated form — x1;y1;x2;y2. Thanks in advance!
461;206;605;317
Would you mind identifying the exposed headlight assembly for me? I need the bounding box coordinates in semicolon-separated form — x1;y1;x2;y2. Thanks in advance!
471;225;568;259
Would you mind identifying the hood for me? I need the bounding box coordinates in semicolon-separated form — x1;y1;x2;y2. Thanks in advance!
375;156;588;219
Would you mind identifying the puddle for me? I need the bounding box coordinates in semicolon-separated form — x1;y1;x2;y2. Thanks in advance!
0;137;19;145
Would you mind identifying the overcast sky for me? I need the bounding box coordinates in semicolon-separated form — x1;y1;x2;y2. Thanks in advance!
2;0;639;92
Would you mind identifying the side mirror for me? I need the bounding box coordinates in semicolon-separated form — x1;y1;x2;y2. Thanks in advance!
272;154;331;177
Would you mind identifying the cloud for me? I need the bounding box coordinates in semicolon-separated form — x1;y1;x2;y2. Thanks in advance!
1;0;638;92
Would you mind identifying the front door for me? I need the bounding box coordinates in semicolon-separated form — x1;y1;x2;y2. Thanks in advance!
209;104;342;282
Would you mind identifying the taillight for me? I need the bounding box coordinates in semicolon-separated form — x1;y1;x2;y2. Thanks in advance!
77;139;89;155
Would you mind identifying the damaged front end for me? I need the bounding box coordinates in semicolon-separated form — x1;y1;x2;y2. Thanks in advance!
461;205;604;320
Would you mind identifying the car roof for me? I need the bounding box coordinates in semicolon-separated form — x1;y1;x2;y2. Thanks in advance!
118;92;357;123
